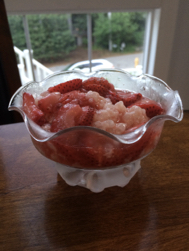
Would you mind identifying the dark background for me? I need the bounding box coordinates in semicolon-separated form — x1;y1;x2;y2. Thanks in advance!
0;0;22;125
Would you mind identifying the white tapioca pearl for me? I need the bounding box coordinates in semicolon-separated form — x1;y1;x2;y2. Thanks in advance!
113;123;126;134
114;101;127;114
92;120;115;132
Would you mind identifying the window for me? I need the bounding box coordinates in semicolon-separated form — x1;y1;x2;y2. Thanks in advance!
8;11;148;84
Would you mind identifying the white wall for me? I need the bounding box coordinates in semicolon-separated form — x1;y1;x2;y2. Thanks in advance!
167;0;189;110
154;0;189;110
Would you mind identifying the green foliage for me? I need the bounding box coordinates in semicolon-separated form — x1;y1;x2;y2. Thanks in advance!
8;12;146;63
72;14;87;36
8;15;26;50
93;14;110;49
71;13;99;47
93;12;146;51
8;14;76;62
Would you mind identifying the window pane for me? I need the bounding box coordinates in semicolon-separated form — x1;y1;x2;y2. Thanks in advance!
8;11;147;84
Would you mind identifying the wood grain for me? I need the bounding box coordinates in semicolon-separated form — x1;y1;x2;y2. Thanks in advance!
0;112;189;251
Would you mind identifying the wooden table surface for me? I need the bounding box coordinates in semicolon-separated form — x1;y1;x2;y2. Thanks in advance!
0;112;189;251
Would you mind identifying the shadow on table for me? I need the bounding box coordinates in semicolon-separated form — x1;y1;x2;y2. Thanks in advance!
44;175;153;250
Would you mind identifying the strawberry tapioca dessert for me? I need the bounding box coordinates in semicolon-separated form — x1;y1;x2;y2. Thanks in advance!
23;76;164;169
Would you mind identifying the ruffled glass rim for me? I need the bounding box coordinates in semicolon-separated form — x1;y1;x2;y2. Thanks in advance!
8;68;183;145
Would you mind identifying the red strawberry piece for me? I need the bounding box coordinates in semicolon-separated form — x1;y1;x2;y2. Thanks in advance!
106;90;122;104
72;146;99;168
59;91;81;105
59;90;89;107
76;106;95;126
79;133;101;168
82;147;99;168
129;98;164;118
44;131;98;168
82;83;108;97
38;92;61;113
51;139;76;165
78;132;128;168
49;131;83;166
98;78;115;91
48;79;82;94
100;128;152;165
50;104;82;132
71;131;103;168
83;77;115;91
23;92;45;125
58;131;99;168
101;147;126;167
128;139;149;162
116;90;142;107
127;128;154;162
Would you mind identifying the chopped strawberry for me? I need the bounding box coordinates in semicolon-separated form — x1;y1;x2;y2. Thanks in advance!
101;147;126;167
82;77;115;97
59;90;89;107
51;131;99;168
129;98;164;118
105;90;142;106
106;90;121;104
77;132;126;168
50;104;82;132
38;92;61;113
76;106;95;126
72;146;99;168
82;83;108;97
51;139;75;164
116;90;142;107
23;92;45;125
78;132;103;167
48;79;82;94
83;77;115;91
126;128;154;162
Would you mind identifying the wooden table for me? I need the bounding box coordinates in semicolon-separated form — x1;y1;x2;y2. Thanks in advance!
0;112;189;251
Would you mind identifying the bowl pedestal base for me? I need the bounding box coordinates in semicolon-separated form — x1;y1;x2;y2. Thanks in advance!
55;160;141;193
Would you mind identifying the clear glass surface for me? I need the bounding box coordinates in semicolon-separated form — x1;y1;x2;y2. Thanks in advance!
8;69;183;191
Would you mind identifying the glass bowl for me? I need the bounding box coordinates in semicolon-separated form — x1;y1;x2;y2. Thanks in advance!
8;69;183;192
